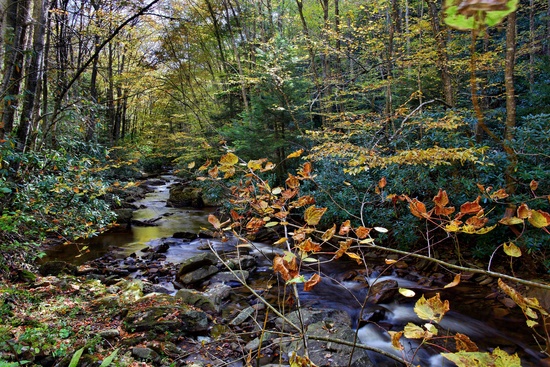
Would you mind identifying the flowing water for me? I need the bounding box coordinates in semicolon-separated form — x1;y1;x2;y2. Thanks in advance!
44;176;548;366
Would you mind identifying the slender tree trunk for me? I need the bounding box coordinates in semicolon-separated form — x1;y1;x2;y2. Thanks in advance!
17;0;49;151
504;12;517;193
426;0;453;106
529;0;535;90
1;0;32;138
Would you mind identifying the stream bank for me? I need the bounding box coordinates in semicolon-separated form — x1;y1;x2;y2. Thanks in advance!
4;175;548;367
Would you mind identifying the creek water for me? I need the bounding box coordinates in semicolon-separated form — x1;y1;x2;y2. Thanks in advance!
44;175;547;366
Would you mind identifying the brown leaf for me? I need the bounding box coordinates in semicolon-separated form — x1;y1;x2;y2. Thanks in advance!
530;180;539;191
230;209;243;221
281;188;298;200
389;331;404;351
355;226;372;239
433;189;450;207
290;195;316;208
459;197;482;214
339;220;352;235
273;255;298;281
378;177;387;189
208;165;219;178
304;206;327;226
304;273;321;292
465;215;488;229
298;162;313;179
454;333;479;352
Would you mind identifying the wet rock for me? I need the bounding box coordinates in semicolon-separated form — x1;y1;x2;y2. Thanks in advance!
173;231;198;240
368;279;398;304
179;265;219;285
277;309;373;367
124;295;208;333
132;347;160;363
178;253;218;274
167;184;204;208
38;261;77;276
225;255;257;270
209;270;249;285
230;306;256;326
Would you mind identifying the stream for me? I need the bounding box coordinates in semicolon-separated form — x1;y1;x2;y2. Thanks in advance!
44;175;547;366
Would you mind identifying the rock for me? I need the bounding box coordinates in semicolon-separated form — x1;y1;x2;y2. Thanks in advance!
167;184;204;208
173;231;198;240
245;332;273;352
178;253;218;275
132;347;160;363
368;279;398;304
124;295;208;333
99;329;120;339
225;255;257;270
277;309;373;367
175;289;218;312
38;261;77;276
179;265;219;285
230;306;256;326
209;270;249;284
114;208;133;226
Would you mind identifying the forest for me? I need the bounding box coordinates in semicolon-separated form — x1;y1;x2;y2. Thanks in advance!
1;0;550;366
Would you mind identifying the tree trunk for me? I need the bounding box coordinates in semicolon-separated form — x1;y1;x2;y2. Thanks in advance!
1;0;32;139
426;0;453;106
16;0;49;151
504;11;517;193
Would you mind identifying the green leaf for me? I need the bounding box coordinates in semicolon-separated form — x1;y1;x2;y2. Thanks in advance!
99;348;119;367
68;347;85;367
444;0;518;31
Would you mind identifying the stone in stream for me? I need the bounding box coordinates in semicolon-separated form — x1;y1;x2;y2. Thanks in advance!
276;309;374;367
368;279;398;304
177;252;220;285
167;184;204;208
175;283;231;312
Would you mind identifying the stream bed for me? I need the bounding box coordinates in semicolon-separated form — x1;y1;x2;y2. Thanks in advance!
43;175;548;366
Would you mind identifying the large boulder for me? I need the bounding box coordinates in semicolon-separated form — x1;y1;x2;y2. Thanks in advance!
177;253;219;285
167;184;204;208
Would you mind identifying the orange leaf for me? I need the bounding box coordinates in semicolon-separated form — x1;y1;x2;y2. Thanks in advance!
208;214;222;230
286;174;300;189
355;226;371;239
230;209;243;221
273;255;298;281
444;274;461;288
517;203;531;219
530;180;539;191
246;217;265;232
290;195;315;208
287;149;304;159
490;188;509;200
433;189;450;208
335;239;352;259
297;238;322;253
378;177;387;189
529;210;550;228
339;220;352;235
304;206;327;226
459;197;482;214
208;165;219;178
298;162;313;179
304;273;321;292
281;188;298;200
465;216;488;229
409;199;428;219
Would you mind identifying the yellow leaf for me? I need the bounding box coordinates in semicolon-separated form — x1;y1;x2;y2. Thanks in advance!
499;217;524;226
304;206;327;226
345;251;363;264
208;214;221;230
414;294;449;323
287;149;304;159
444;274;461;288
404;323;429;339
385;259;398;265
399;288;416;297
530;180;539;191
220;152;238;166
503;242;522;257
247;158;266;170
528;210;549;228
187;161;195;169
321;224;336;242
273;237;288;245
